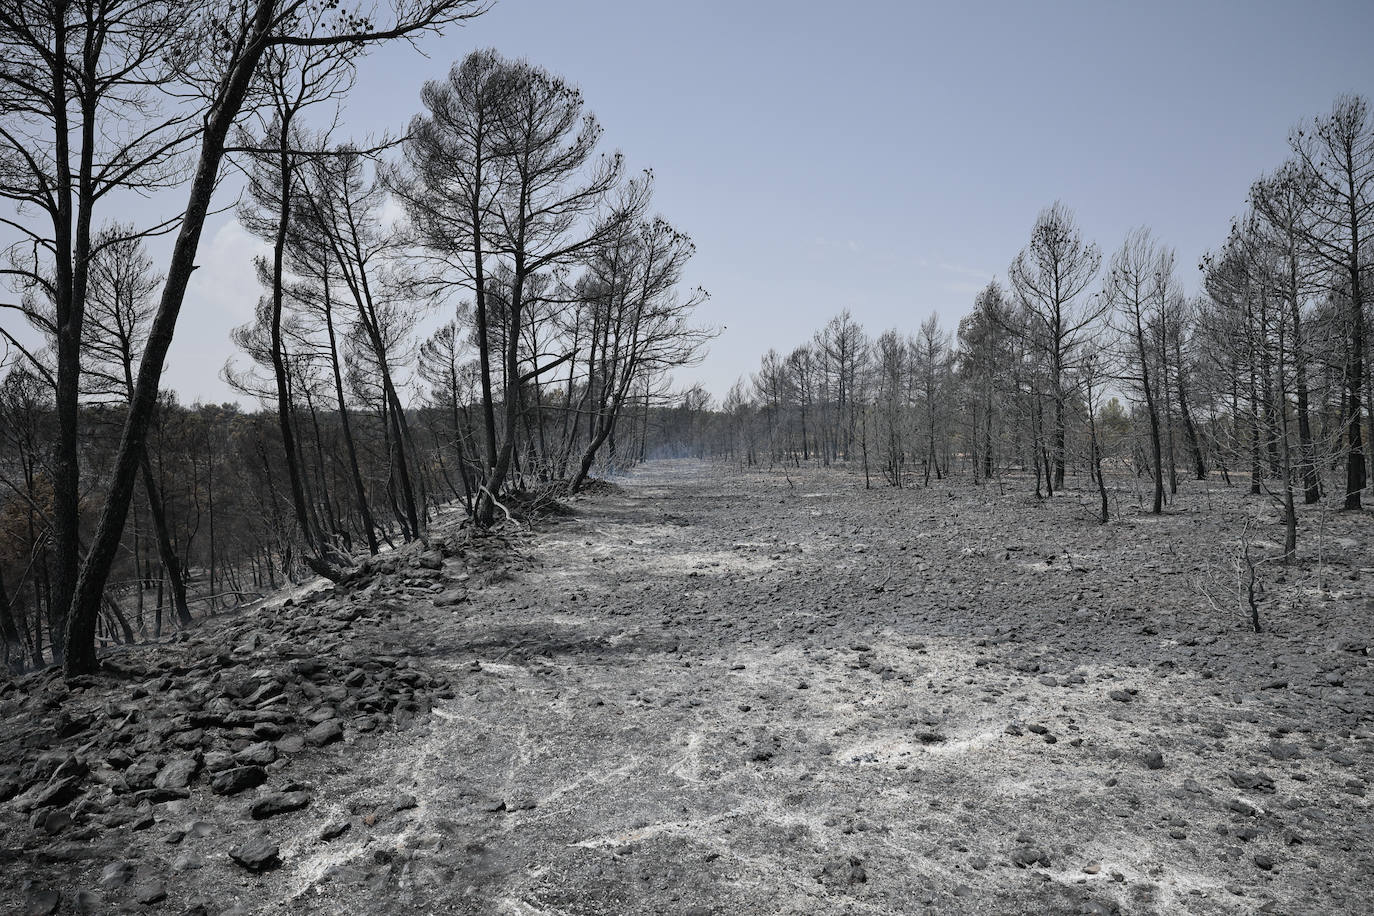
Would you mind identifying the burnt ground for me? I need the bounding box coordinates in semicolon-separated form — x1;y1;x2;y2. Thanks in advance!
4;459;1374;915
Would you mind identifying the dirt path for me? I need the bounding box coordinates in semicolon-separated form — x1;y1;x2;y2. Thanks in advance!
9;461;1368;915
253;460;1373;916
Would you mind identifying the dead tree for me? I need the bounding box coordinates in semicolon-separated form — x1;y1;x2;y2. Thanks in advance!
1288;94;1373;510
1252;165;1322;503
0;0;197;660
1008;202;1103;489
1106;229;1168;513
82;230;192;627
63;0;485;677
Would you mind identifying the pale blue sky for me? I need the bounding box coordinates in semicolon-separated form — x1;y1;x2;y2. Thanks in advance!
10;0;1374;404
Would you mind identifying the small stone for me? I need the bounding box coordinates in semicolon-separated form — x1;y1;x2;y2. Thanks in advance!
123;760;159;791
276;736;305;754
132;881;166;905
153;757;199;791
304;720;343;747
1229;771;1275;792
23;888;59;916
233;742;278;767
98;860;137;890
320;820;350;841
1254;854;1275;871
185;821;216;839
22;776;84;811
203;751;234;773
249;791;312;820
1012;846;1050;868
816;855;867;886
210;766;267;796
38;810;72;834
253;722;284;741
229;833;280;871
1143;750;1165;770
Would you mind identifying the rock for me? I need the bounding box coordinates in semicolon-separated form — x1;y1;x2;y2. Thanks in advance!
320;820;350;841
210;766;267;796
747;734;779;762
1143;750;1165;770
303;720;343;747
98;860;137;890
1229;771;1275;792
276;736;305;754
153;757;199;791
1108;690;1134;703
249;790;312;820
203;752;234;773
132;881;167;905
123;760;159;791
36;809;72;834
170;853;204;871
233;742;277;767
23;888;59;916
1254;854;1275;871
253;721;284;741
1011;846;1051;868
816;855;867;886
229;833;280;871
185;821;216;839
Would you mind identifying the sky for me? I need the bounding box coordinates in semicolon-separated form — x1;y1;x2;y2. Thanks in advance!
6;0;1374;406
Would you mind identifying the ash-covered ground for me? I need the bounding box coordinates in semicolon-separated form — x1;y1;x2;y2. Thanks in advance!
4;460;1372;915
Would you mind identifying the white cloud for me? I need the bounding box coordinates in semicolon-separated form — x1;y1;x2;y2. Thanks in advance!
188;218;267;323
162;218;269;404
380;193;406;230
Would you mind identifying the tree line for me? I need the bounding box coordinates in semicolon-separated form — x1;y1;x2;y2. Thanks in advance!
0;2;708;675
654;94;1371;554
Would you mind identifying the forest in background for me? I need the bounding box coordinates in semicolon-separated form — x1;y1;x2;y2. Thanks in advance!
647;95;1371;586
